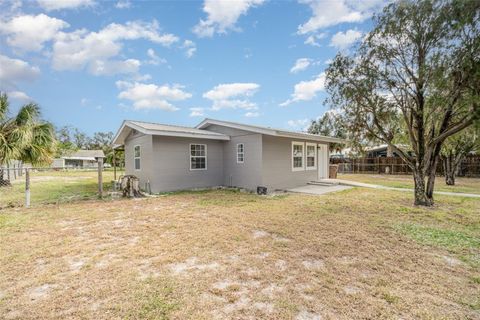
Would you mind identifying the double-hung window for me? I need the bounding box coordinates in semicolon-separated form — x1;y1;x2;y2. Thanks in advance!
237;143;244;163
134;145;141;170
292;142;304;171
306;143;317;170
190;144;207;170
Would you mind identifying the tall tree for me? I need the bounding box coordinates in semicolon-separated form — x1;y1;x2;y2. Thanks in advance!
308;111;346;152
325;0;479;206
0;93;56;184
441;126;479;185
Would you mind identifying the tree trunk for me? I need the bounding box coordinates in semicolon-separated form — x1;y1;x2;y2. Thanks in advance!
413;170;431;206
443;154;456;185
425;154;439;205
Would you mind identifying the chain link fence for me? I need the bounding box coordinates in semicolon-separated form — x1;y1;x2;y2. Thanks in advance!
0;167;125;209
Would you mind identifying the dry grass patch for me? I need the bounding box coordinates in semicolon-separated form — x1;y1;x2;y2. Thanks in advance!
0;189;479;319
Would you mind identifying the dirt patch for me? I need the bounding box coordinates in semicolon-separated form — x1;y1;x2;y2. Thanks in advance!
168;257;220;275
252;230;270;239
296;310;322;320
28;284;55;301
302;259;325;270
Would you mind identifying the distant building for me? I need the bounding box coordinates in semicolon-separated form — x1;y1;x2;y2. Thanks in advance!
365;144;412;158
53;150;106;168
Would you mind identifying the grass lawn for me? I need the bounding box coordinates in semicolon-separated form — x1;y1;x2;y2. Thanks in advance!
338;173;480;195
1;179;479;319
0;170;123;208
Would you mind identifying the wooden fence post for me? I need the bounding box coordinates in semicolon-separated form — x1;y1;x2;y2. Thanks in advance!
25;169;30;208
98;157;103;198
113;148;117;181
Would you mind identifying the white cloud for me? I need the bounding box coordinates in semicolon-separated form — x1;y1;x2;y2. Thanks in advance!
88;59;141;76
280;73;325;106
115;0;131;9
52;20;178;75
287;118;310;131
203;83;260;111
37;0;95;11
290;58;312;73
182;40;196;58
7;90;33;102
245;111;259;117
80;98;88;105
189;107;205;117
330;29;362;50
116;81;191;111
304;32;326;47
146;48;166;65
193;0;265;37
0;54;40;89
0;14;69;52
297;0;385;34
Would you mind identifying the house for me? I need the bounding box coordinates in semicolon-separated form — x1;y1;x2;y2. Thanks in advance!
365;144;412;158
112;119;344;193
53;150;106;169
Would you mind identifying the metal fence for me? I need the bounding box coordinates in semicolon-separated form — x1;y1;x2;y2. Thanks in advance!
0;167;125;209
331;155;480;177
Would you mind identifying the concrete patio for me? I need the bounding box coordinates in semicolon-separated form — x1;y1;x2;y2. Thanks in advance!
287;184;352;195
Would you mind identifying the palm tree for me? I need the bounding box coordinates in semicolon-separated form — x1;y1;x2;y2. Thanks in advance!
0;92;56;186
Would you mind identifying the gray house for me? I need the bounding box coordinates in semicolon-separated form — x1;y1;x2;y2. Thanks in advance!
52;150;106;169
112;119;343;193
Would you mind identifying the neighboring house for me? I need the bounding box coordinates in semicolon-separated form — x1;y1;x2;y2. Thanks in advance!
112;119;344;193
365;144;412;158
53;150;106;169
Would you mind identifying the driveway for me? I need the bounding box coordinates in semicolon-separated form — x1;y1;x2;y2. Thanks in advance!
287;184;352;195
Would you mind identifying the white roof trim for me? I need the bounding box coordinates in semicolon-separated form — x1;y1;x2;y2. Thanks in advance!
112;120;230;147
62;156;97;161
196;118;345;144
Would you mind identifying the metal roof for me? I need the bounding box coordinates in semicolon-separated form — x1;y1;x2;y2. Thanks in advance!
112;120;230;147
195;118;346;144
62;149;105;159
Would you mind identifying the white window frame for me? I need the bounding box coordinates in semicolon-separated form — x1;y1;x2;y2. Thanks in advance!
292;141;305;171
134;145;141;171
306;142;317;170
189;143;207;171
236;143;244;164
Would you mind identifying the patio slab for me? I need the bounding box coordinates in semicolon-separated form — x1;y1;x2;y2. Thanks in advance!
287;184;352;195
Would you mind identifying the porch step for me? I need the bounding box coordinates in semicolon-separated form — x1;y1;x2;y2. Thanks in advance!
308;180;340;187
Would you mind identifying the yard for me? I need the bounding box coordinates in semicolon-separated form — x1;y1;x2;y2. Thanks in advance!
0;170;122;208
338;173;480;195
1;174;479;319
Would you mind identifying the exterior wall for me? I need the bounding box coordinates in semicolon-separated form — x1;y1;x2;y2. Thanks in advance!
149;136;224;192
124;131;153;190
261;135;329;191
202;124;263;191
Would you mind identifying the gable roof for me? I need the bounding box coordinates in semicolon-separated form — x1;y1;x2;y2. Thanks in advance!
62;149;105;160
195;118;345;144
112;120;230;147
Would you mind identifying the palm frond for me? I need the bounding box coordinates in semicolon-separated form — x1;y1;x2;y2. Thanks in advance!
15;103;41;126
0;92;9;122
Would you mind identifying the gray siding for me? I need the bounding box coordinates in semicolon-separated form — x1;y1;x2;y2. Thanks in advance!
203;124;263;191
124;131;153;190
124;124;331;193
149;136;224;192
261;135;328;191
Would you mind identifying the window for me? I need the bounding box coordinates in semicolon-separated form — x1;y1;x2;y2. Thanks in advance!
306;143;317;170
292;142;304;171
134;145;141;170
190;144;207;170
237;143;244;163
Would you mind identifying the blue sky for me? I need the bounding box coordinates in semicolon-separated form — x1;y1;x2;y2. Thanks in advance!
0;0;384;135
